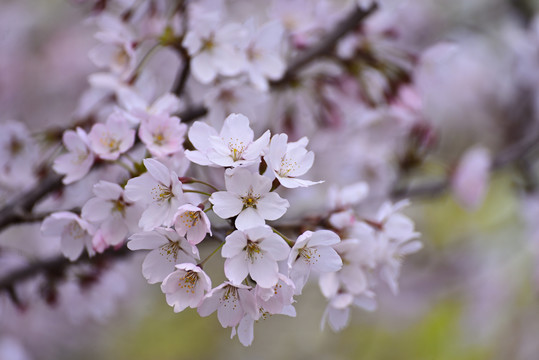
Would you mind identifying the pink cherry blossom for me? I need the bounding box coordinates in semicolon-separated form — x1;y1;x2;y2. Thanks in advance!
88;112;135;161
161;263;212;313
41;212;95;261
53;128;95;185
173;204;212;245
138;114;187;158
127;227;198;284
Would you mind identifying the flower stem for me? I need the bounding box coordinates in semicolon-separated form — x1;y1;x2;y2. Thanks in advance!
188;179;219;191
198;241;225;268
272;227;294;247
184;189;212;197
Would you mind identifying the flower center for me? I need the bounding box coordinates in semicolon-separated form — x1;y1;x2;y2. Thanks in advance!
100;136;120;152
278;155;298;177
154;133;165;146
245;240;261;262
180;211;200;228
152;184;173;202
66;221;85;239
178;271;199;294
298;246;319;265
227;139;246;161
241;189;260;209
160;240;181;262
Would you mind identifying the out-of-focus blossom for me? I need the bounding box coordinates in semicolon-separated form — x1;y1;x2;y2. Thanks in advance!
451;146;491;211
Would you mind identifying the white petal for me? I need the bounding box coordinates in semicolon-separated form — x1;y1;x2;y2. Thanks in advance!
256;193;289;221
210;192;243;219
224;255;249;285
235;208;265;231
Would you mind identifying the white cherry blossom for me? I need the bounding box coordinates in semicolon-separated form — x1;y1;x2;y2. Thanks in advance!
41;212;95;261
173;204;212;245
266;133;322;188
183;19;247;84
198;282;257;328
127;227;198;284
288;230;343;294
88;112;135;160
81;180;140;248
222;226;290;288
186;113;270;168
117;89;181;125
124;158;185;230
161;263;212;312
53;128;94;185
243;21;286;91
210;168;289;230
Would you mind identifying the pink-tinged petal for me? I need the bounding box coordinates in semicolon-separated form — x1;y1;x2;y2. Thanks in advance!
210;191;243;219
243;130;270;161
93;180;123;200
225;168;253;195
249;254;278;288
286;148;314;177
311;247;342;273
139;203;170;231
224;255;249;285
127;231;169;250
81;198;113;222
217;294;244;327
319;272;339;298
186;223;209;245
188;121;218;152
61;231;85;261
142;248;176;283
400;240;423;255
385;213;419;242
124;173;156;202
152;93;180;115
268;134;288;171
259;235;289;261
237;316;255;346
191;52;218;84
198;287;224;317
222;230;248;257
207;149;235;167
257;54;285;79
185;150;213;166
256;192;289;221
100;217;128;246
220;113;253;145
289;259;311;295
238;288;258;318
143;158;171;186
308;230;341;247
62;130;86;152
325;306;350;332
340;265;367;295
277;176;323;188
250;172;272;195
235;208;265;231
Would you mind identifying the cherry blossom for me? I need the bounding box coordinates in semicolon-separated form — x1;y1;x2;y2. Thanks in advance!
41;212;95;261
88;112;135;161
161;263;212;313
222;226;290;288
127;227;198;284
451;146;491;211
183;19;247;84
138;115;187;158
124;158;185;230
173;204;212;245
210;168;289;230
243;21;286;91
198;282;258;328
116;89;181;125
81;180;140;248
53;128;95;185
266;133;322;188
186;113;270;168
288;230;343;294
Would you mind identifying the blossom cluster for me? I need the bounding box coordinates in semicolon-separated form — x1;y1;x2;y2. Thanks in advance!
0;0;436;352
